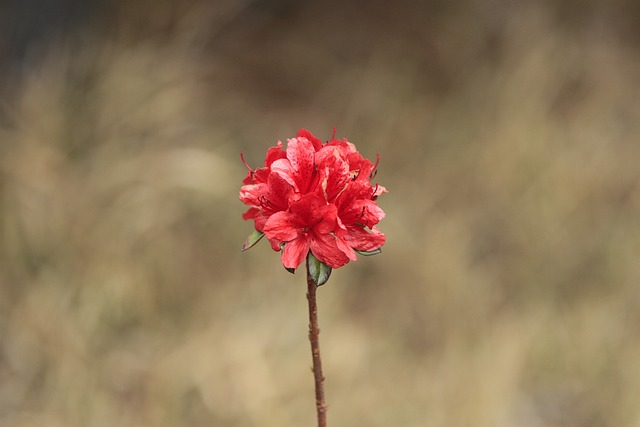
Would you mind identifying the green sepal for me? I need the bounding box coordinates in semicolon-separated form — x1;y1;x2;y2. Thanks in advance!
306;252;332;286
241;230;264;251
284;266;296;274
355;248;382;256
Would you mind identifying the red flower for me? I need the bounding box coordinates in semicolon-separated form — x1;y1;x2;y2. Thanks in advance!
240;129;386;271
270;136;320;195
239;171;294;232
239;140;290;232
264;194;350;269
333;180;386;260
241;141;287;185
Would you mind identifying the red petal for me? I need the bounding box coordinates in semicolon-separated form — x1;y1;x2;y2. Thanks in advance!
239;183;268;206
372;184;387;198
270;158;296;187
286;137;316;193
314;203;338;235
282;236;310;269
296;129;324;151
316;149;350;202
336;181;372;206
264;211;299;242
324;139;352;156
290;193;327;226
241;208;267;232
242;208;259;221
357;199;385;227
265;172;294;212
335;183;385;227
264;141;286;166
336;236;358;261
344;226;386;251
242;171;253;185
253;213;268;233
252;167;270;184
310;233;350;268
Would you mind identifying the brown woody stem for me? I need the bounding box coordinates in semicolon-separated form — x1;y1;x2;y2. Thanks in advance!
306;266;327;427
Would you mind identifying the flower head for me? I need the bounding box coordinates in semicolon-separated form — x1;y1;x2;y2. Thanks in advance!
240;129;386;273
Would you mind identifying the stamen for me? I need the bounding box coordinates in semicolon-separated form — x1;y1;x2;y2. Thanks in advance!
240;152;252;170
372;183;379;199
370;154;380;179
258;195;273;209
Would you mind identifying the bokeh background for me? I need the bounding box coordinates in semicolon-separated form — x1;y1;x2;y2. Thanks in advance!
1;0;640;426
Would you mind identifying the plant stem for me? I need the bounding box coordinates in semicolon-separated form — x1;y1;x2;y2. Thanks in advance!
306;267;327;427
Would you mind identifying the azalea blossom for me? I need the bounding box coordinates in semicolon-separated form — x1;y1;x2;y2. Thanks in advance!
264;194;350;269
240;129;386;270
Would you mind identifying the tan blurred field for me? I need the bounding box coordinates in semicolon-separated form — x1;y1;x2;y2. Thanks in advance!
1;1;640;426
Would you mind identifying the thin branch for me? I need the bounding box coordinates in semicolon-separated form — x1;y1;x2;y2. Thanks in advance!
306;268;327;427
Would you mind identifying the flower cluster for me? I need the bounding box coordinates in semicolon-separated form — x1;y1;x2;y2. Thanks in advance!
240;129;386;271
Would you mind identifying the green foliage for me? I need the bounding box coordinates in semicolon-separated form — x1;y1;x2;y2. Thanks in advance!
306;252;332;286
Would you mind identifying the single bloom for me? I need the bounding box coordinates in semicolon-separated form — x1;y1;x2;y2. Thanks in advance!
264;193;350;269
240;129;386;271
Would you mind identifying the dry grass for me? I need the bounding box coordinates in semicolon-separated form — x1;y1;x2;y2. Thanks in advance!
1;1;640;426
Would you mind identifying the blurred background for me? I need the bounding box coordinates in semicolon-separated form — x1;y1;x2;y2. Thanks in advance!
1;0;640;426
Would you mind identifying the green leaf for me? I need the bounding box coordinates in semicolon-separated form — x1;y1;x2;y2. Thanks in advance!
306;252;332;286
241;230;264;251
355;248;382;256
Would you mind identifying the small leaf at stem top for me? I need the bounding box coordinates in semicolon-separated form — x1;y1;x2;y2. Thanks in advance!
242;230;264;251
355;248;382;256
306;252;332;286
